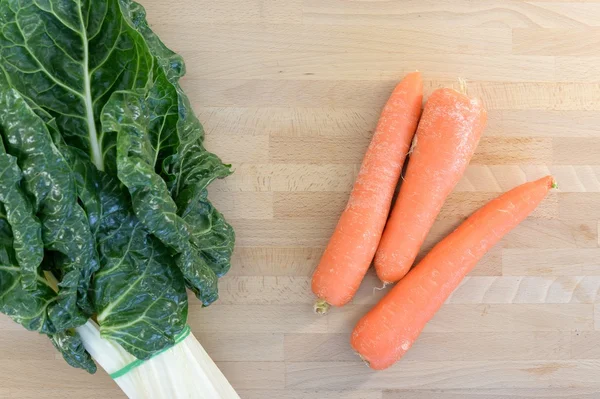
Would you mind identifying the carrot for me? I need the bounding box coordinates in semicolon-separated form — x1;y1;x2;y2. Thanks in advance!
311;72;423;313
374;86;487;283
351;176;557;370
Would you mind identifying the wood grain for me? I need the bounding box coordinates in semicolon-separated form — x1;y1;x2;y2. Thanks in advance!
326;304;593;334
302;1;600;28
284;331;573;361
383;389;600;399
285;360;600;390
4;1;600;398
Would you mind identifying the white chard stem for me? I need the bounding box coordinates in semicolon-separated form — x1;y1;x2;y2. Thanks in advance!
77;321;240;399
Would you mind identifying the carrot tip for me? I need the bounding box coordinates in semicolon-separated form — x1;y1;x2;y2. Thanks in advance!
313;299;330;315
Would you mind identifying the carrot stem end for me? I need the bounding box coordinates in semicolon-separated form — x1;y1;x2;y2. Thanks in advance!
314;299;330;315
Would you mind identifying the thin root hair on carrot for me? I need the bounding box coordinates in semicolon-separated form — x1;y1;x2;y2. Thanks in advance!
458;77;468;94
373;281;389;292
356;352;371;368
408;135;418;155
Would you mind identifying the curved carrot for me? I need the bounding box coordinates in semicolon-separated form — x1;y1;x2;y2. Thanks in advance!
352;176;556;370
375;87;487;283
311;72;423;312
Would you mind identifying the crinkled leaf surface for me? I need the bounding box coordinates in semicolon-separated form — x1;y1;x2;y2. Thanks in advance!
0;215;55;333
0;0;152;171
0;166;58;335
0;89;99;329
0;265;57;333
50;329;97;374
104;91;219;305
0;0;234;367
0;145;43;290
0;200;95;372
65;147;188;359
121;7;235;278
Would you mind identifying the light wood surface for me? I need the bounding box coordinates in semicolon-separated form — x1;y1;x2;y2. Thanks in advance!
2;1;600;398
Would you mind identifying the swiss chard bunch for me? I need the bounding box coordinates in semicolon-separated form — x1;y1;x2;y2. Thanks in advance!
0;0;234;372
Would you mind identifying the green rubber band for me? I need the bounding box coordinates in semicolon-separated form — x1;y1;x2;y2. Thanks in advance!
110;325;191;379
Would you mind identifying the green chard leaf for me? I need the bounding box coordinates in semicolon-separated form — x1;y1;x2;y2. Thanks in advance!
64;147;188;359
0;206;94;373
0;154;92;371
181;191;235;278
0;143;44;290
0;168;56;334
0;0;152;171
0;89;99;330
50;329;97;374
0;264;57;333
0;205;14;251
104;90;219;305
0;0;234;369
113;0;236;280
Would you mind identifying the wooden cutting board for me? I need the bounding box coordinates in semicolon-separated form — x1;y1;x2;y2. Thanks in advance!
3;1;600;398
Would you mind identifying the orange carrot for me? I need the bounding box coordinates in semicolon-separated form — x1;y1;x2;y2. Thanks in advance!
351;176;556;370
374;87;487;283
311;72;423;312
